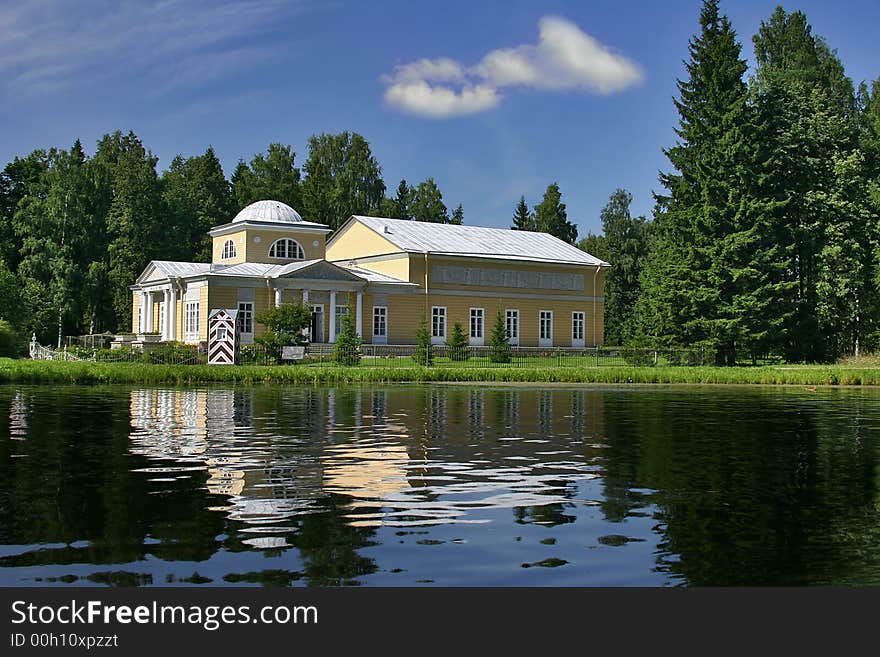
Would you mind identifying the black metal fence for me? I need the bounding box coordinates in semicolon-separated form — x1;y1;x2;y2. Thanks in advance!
54;341;782;367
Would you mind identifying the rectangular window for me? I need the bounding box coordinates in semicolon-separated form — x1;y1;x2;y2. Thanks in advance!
539;310;553;345
506;309;519;344
184;301;200;341
216;326;227;342
158;302;166;337
137;306;143;333
431;306;446;341
572;311;585;342
373;306;387;337
335;305;349;337
237;302;253;334
469;308;484;340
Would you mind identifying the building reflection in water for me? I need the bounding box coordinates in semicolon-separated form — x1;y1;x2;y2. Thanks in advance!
127;387;607;534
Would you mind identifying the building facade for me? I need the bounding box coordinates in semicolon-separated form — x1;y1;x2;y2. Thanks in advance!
129;200;608;347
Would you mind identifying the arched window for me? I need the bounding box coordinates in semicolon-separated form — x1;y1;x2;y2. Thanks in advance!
221;239;237;260
268;238;304;260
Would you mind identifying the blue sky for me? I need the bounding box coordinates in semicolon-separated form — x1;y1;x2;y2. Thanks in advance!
1;0;878;236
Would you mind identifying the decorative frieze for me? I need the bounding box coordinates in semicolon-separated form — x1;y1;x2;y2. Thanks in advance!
431;265;584;291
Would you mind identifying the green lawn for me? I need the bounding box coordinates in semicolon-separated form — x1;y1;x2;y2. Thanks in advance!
3;358;880;386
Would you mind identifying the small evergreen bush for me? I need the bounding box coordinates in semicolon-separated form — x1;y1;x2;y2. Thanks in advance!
333;312;362;366
446;322;469;361
415;318;433;366
489;310;511;364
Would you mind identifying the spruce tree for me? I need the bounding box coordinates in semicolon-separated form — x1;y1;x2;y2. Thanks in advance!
451;204;464;225
446;321;469;361
639;0;775;364
533;183;577;244
511;195;534;231
415;318;433;366
333;311;362;366
489;310;511;363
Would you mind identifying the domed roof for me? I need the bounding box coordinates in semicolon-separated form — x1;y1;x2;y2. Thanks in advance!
232;200;303;224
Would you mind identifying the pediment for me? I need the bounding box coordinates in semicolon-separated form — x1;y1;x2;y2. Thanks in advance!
274;260;364;282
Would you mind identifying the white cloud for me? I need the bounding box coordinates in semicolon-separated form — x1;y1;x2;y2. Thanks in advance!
384;57;466;85
383;15;643;118
384;81;499;118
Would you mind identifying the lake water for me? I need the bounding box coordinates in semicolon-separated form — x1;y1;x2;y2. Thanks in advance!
1;383;880;587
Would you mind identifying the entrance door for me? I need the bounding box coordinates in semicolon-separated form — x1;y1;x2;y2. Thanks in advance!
571;311;585;348
311;305;324;343
539;310;553;347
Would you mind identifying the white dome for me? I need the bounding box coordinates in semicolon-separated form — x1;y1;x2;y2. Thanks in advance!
232;200;303;224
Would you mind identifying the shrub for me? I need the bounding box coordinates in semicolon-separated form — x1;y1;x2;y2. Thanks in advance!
333;312;362;366
144;341;200;365
621;337;656;367
414;318;433;366
255;302;312;363
489;310;511;364
446;322;469;361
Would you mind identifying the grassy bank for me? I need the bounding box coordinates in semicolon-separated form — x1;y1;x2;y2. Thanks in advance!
3;358;880;386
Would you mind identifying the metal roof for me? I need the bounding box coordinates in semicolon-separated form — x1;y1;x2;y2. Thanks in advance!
151;261;213;278
233;200;304;224
338;264;415;285
345;216;609;266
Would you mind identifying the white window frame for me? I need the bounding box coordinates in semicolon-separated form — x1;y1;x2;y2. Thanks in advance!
184;301;200;343
372;306;388;344
268;238;305;260
505;309;519;346
431;306;446;345
237;301;254;344
221;239;237;260
572;311;585;348
539;310;553;347
335;305;350;337
469;307;484;346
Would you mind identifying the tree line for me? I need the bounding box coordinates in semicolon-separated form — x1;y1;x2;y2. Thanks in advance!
0;131;466;345
560;2;880;363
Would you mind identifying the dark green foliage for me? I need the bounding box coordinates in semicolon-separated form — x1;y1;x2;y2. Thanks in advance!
638;0;785;364
512;195;535;231
446;322;469;361
451;204;464;225
577;232;609;263
231;143;301;211
533;183;577;244
255;302;312;363
415;318;433;366
162;147;234;262
411;178;449;223
598;189;651;344
301;132;385;229
333;311;362;366
0;319;23;357
489;310;511;363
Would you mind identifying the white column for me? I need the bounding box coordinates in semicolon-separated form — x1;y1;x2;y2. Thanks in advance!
275;287;283;308
163;288;171;340
329;290;337;343
355;291;363;337
139;292;147;332
145;292;153;332
302;289;310;340
169;286;178;342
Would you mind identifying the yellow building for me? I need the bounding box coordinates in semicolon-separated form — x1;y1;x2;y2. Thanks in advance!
129;200;608;347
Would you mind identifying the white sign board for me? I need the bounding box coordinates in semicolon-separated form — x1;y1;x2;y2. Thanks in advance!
282;346;306;360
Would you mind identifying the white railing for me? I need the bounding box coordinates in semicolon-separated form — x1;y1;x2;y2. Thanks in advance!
29;334;90;361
